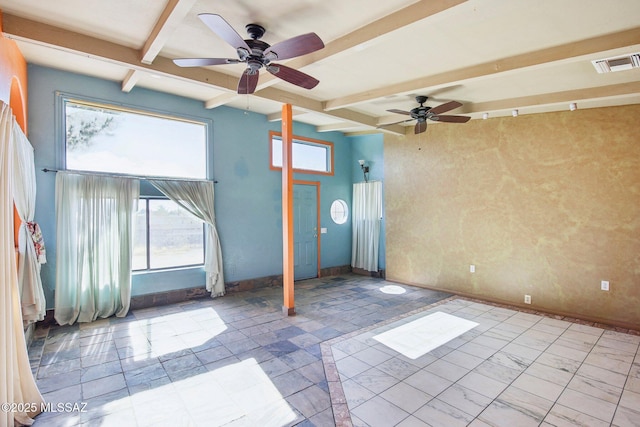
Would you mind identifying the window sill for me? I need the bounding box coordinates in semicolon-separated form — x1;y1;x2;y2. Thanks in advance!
132;265;204;276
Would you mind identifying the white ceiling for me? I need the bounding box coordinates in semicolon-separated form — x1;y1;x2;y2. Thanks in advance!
1;0;639;135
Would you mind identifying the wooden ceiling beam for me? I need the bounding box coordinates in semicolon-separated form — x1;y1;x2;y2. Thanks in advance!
257;87;405;134
267;109;307;122
204;93;240;109
141;0;197;65
463;81;640;114
121;69;142;92
254;0;467;91
2;13;239;92
316;122;366;132
1;12;404;133
213;0;468;111
324;27;640;111
120;0;197;93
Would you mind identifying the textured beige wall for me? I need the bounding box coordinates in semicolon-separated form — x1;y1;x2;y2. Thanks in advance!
385;105;640;328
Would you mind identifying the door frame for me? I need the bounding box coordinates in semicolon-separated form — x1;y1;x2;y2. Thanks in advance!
294;180;321;278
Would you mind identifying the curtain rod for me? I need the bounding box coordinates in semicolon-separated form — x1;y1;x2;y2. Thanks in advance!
41;168;217;184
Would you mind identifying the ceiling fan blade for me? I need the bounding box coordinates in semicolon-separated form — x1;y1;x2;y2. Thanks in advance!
387;109;412;116
238;70;259;94
173;58;240;67
432;114;471;123
198;14;251;51
415;121;427;134
263;33;324;61
267;63;319;89
429;100;463;115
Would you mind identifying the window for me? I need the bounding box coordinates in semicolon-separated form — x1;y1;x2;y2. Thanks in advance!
63;98;207;179
133;198;205;271
270;131;333;175
330;199;349;224
60;95;210;271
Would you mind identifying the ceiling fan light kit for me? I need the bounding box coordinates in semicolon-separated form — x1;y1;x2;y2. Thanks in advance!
174;14;325;94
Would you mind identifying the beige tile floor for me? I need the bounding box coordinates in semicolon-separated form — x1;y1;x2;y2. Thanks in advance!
324;297;640;426
27;275;640;426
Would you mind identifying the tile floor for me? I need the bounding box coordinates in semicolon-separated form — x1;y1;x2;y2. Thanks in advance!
26;274;640;426
325;297;640;426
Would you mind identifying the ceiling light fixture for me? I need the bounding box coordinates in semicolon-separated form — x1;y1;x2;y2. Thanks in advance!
482;113;489;120
512;109;519;117
569;103;577;111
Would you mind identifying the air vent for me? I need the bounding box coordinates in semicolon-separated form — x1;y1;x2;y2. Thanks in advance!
592;53;640;73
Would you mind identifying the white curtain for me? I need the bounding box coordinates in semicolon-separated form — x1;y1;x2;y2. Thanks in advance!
1;101;44;426
351;181;383;272
150;179;225;297
12;121;46;325
54;172;139;325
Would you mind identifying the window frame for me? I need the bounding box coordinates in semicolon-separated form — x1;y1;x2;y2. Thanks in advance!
56;92;212;179
330;199;349;225
56;92;212;272
269;130;334;176
133;196;206;272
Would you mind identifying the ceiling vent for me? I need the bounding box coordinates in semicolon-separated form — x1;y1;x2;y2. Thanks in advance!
591;53;640;73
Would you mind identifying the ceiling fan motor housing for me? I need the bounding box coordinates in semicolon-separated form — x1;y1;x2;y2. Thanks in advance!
415;95;428;104
245;23;266;40
241;39;273;73
410;106;430;120
410;96;431;119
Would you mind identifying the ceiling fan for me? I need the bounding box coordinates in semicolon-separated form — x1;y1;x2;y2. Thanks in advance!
383;95;471;134
173;14;324;94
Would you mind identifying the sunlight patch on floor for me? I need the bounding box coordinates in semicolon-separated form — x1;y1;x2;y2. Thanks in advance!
379;285;407;295
373;311;478;359
131;308;227;361
107;358;299;427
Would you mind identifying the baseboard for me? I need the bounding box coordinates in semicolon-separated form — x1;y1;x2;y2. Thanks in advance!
320;265;352;277
224;274;284;293
386;277;640;333
130;286;210;310
351;267;386;279
37;310;57;328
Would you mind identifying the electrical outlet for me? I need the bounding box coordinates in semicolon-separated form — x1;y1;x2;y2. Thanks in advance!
601;280;609;291
524;295;531;304
470;265;475;273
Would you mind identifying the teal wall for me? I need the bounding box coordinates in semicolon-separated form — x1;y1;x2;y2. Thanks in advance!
29;65;379;307
348;133;386;270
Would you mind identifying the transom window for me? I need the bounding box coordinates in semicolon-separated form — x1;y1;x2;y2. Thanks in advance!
270;131;333;175
62;97;207;179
